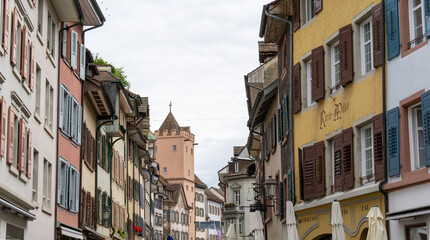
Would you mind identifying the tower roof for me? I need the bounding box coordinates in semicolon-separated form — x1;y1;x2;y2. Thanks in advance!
159;112;181;133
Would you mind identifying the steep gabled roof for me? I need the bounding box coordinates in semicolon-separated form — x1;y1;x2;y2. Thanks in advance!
204;189;223;204
194;174;207;189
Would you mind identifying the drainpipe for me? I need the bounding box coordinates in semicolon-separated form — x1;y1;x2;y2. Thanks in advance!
379;0;390;238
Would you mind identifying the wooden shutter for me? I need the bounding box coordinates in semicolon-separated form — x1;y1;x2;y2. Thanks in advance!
386;0;400;60
387;107;401;176
339;24;353;86
18;118;26;172
29;43;35;91
71;31;78;69
292;0;300;31
342;128;354;189
314;0;323;14
373;113;385;181
425;0;430;38
2;0;10;53
108;143;112;173
21;25;28;79
372;3;383;68
80;44;86;80
102;135;106;169
82;123;87;162
302;145;315;200
298;148;304;200
0;97;6;157
80;190;85;224
279;182;284;219
77;106;82;145
333;133;343;192
311;46;324;102
272;116;276;148
26;129;32;179
421;91;430;167
10;8;18;66
277;106;282;143
283;94;289;135
314;141;325;198
287;169;293;201
91;136;95;169
293;63;301;113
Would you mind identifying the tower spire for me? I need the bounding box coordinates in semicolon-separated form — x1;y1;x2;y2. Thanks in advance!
169;101;172;113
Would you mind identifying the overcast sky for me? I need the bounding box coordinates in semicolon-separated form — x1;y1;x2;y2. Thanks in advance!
86;0;267;188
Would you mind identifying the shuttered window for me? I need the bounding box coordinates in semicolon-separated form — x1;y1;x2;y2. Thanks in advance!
311;46;324;102
279;181;284;220
70;30;78;69
287;169;294;201
57;157;68;207
386;0;400;60
68;165;79;213
302;145;315;200
333;128;354;192
293;63;301;113
29;43;35;91
47;11;55;57
373;114;385;181
2;0;10;53
283;94;289;135
26;129;32;179
0;97;7;158
62;23;67;58
59;84;70;135
387;107;401;176
339;24;354;86
422;90;430;167
360;19;373;75
80;44;86;80
10;8;18;66
20;25;28;80
372;3;384;67
277;105;283;143
292;0;300;31
71;97;82;145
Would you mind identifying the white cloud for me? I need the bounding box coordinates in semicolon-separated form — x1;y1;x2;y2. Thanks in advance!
86;0;267;187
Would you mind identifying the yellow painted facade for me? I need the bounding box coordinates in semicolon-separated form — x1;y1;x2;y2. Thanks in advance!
292;0;385;239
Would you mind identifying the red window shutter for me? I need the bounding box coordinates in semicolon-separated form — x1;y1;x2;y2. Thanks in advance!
21;25;28;79
7;106;14;165
339;24;354;86
2;0;10;53
311;46;325;102
87;191;91;225
314;0;323;14
372;3;384;68
10;8;18;66
373;113;385;181
0;97;7;157
314;141;325;198
333;133;343;192
302;145;315;200
293;63;301;113
342;128;354;189
29;43;35;91
92;136;96;169
26;129;32;179
292;0;300;31
18;118;26;172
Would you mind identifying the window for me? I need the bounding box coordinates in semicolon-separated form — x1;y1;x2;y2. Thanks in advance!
37;0;43;34
408;0;425;47
32;150;39;202
360;19;373;75
68;165;79;212
234;161;239;172
164;167;167;174
70;97;82;144
47;11;55;57
35;65;41;116
304;0;315;22
57;157;68;207
6;223;24;240
239;219;243;235
70;30;78;69
306;60;315;107
43;158;52;211
173;145;176;152
406;223;427;240
79;44;86;79
45;80;53;131
331;42;340;88
361;125;374;181
234;190;240;205
409;104;425;169
60;84;71;135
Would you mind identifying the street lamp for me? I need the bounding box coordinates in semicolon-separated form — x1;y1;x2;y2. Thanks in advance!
264;176;277;199
102;207;111;222
249;176;278;212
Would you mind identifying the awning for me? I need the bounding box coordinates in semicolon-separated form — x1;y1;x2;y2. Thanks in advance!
0;197;35;221
59;225;84;239
386;206;430;220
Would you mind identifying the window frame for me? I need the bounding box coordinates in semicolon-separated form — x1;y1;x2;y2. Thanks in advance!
405;223;427;240
233;190;240;205
408;0;426;46
360;18;373;75
361;124;374;182
304;0;315;23
234;161;239;173
330;41;340;89
42;158;52;211
305;60;315;107
408;102;425;170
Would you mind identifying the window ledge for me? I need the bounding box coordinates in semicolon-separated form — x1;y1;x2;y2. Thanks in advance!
402;39;428;59
354;68;376;85
9;165;19;177
42;206;52;215
34;113;41;124
19;173;29;183
46;49;56;68
44;124;54;139
300;17;316;30
0;45;4;56
22;80;31;94
36;32;44;46
302;102;318;113
12;67;22;82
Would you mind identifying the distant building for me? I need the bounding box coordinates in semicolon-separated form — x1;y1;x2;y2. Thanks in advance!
195;174;208;240
205;189;222;240
163;183;191;240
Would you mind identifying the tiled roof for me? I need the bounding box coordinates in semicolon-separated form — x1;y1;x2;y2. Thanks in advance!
93;70;120;82
233;146;245;156
204;189;223;204
194;174;207;189
158;112;180;133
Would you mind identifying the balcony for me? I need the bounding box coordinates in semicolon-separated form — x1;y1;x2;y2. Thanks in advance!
223;204;245;219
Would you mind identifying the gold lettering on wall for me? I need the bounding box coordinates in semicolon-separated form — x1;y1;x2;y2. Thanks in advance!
320;102;350;129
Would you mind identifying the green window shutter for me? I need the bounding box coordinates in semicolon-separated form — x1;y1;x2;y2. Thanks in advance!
102;192;106;225
421;90;430;166
387;107;400;176
277;105;283;143
279;182;284;220
288;169;293;201
102;135;106;169
284;94;289;135
108;195;112;227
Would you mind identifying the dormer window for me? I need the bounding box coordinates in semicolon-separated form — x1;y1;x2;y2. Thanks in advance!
234;162;239;173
